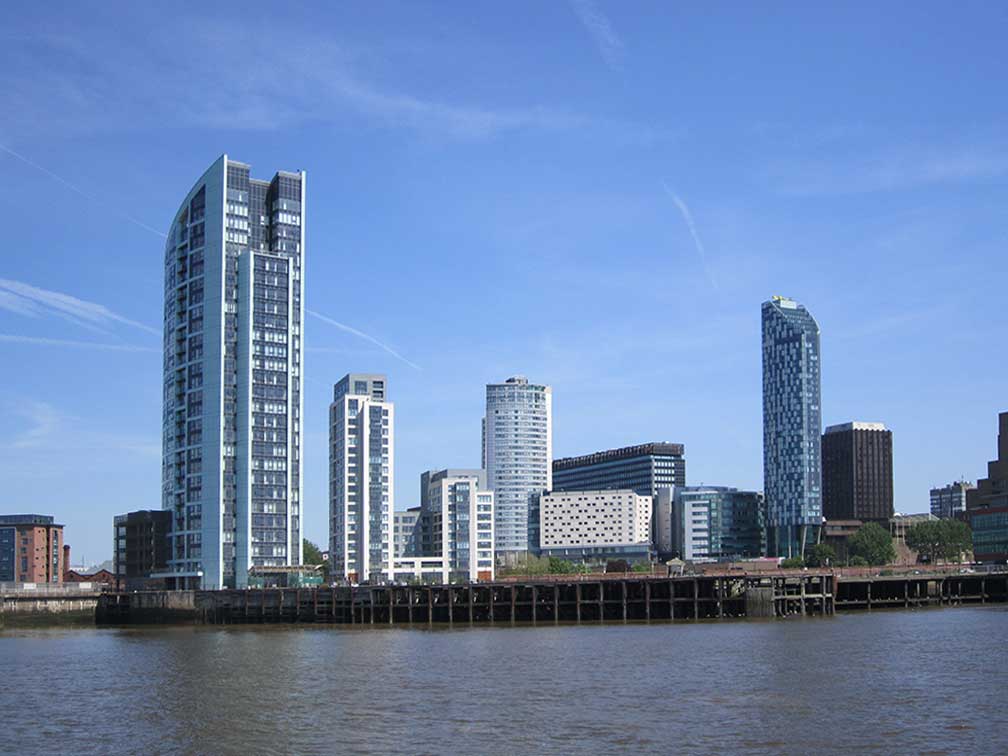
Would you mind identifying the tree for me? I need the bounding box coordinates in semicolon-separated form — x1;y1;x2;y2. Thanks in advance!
605;559;631;573
906;520;973;564
805;543;836;568
847;522;896;566
849;555;869;567
631;562;653;573
303;538;325;565
780;556;805;569
548;557;577;574
942;521;973;563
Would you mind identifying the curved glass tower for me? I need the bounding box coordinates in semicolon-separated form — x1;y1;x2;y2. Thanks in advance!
161;155;305;589
761;295;822;558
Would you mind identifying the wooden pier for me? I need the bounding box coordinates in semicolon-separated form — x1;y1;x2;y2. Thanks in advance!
835;572;1008;610
97;573;835;625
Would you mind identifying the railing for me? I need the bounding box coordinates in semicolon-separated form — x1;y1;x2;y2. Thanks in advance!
1;582;111;596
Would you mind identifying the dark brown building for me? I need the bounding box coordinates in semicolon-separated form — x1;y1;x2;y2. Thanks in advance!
967;411;1008;562
821;422;894;523
114;510;172;590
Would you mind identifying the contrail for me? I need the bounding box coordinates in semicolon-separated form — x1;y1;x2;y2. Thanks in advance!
0;142;167;239
661;181;719;291
0;334;159;352
307;310;422;371
0;278;161;335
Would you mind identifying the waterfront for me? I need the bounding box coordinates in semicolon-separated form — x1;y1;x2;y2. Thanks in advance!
2;608;1007;755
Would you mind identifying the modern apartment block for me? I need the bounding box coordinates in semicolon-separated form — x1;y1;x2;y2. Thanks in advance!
161;155;305;589
762;295;823;558
393;506;422;558
418;469;495;581
483;376;552;560
330;374;394;583
113;510;172;591
930;481;974;519
531;490;652;563
0;514;64;584
673;487;765;562
821;422;894;523
968;411;1008;562
552;442;686;496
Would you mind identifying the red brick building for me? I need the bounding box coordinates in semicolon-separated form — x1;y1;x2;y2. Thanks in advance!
0;514;65;584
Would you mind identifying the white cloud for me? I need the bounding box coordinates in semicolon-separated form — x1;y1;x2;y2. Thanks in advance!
769;147;1008;196
0;23;627;142
8;400;60;449
0;333;158;352
569;0;624;69
0;278;159;335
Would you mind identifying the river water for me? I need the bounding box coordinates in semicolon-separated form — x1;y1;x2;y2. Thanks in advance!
2;607;1006;755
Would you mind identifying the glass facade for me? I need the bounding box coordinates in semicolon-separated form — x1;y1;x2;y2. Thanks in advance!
162;156;304;589
553;442;686;496
761;296;822;558
482;376;552;556
673;487;765;561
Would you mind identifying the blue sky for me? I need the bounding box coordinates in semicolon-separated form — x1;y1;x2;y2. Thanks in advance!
1;2;1005;564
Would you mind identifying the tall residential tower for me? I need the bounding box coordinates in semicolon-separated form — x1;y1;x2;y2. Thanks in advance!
161;155;304;589
330;374;394;583
483;376;552;561
761;296;822;558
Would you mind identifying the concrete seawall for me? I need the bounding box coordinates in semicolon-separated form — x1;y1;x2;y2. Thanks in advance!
1;591;103;628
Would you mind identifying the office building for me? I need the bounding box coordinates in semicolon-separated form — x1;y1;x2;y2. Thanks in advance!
0;514;64;584
483;376;552;560
930;481;973;520
393;507;422;559
552;442;686;496
968;411;1008;562
821;422;894;522
330;374;394;583
419;469;495;581
160;155;305;589
762;295;823;557
673;487;765;562
532;490;652;563
113;510;172;591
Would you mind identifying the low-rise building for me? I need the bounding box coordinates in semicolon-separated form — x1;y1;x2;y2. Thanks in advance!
114;510;172;591
393;507;422;559
419;470;495;582
930;482;974;520
532;489;652;564
673;487;764;562
0;514;64;584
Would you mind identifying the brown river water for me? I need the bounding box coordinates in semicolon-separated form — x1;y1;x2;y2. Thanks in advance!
2;606;1006;755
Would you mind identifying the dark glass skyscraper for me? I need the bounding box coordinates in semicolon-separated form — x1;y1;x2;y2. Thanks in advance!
762;296;822;557
161;155;305;589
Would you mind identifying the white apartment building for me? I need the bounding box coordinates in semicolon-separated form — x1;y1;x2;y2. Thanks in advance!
536;490;652;553
420;469;495;582
160;155;305;590
329;374;394;583
483;376;552;560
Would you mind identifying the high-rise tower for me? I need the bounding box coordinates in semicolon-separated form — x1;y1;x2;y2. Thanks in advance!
761;296;822;558
482;376;552;561
329;374;394;583
161;155;305;589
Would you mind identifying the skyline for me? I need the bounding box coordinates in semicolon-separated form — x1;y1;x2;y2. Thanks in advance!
1;2;1007;562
